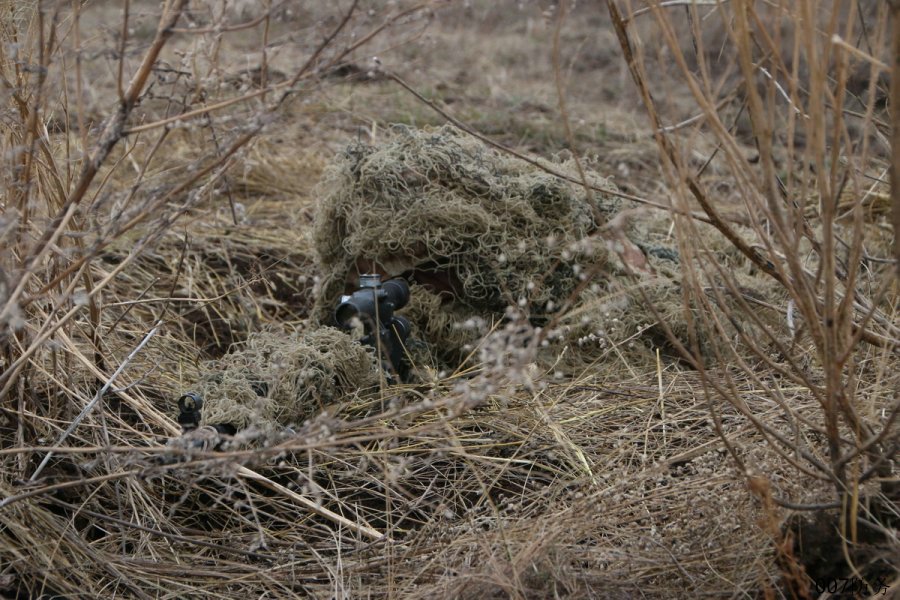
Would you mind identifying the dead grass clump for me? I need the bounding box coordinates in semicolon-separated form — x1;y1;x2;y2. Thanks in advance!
119;209;319;353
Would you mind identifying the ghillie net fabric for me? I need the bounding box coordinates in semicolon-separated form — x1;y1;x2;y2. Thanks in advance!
314;124;617;308
313;124;619;365
196;124;785;430
196;326;380;431
312;124;784;374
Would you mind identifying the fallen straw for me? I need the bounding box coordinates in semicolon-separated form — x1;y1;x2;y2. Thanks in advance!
236;465;388;542
30;320;163;481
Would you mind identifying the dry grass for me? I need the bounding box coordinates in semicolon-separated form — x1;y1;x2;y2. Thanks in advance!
0;366;832;598
0;1;896;599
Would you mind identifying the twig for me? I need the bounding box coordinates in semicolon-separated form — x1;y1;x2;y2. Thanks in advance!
630;0;727;20
0;469;141;509
606;1;894;349
830;33;889;71
169;0;289;34
30;321;163;481
890;0;900;274
236;465;388;542
0;0;188;326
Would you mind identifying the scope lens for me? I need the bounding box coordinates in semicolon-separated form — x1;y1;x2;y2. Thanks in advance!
383;279;410;309
335;302;360;327
391;315;412;340
178;392;202;412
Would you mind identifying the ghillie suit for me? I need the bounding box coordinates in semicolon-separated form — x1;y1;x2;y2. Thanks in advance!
312;124;785;375
189;124;786;432
313;124;621;369
194;326;380;433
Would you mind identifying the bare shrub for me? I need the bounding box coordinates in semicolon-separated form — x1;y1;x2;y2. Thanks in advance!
608;0;898;592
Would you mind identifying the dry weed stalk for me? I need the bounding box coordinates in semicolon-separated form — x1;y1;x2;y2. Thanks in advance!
891;0;900;272
609;0;898;590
